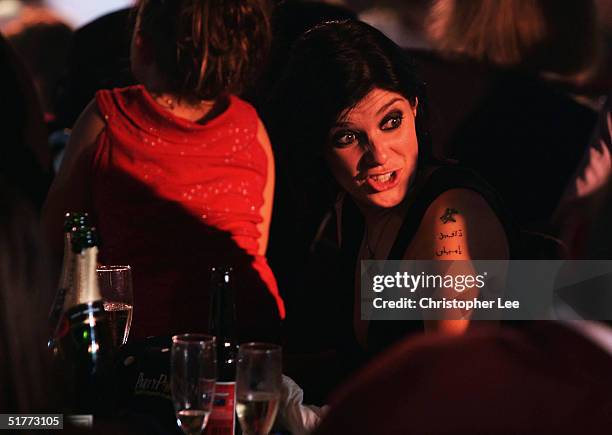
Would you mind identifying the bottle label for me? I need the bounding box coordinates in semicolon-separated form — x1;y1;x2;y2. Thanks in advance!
204;381;236;435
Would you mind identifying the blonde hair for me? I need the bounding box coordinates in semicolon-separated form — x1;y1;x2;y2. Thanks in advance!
427;0;597;75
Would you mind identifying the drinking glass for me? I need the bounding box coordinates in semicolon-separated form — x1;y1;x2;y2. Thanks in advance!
236;343;282;435
97;265;133;346
171;334;217;435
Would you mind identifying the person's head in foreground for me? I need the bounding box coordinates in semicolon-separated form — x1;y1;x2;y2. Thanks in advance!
312;321;612;434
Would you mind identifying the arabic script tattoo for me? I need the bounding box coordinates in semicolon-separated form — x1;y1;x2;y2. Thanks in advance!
439;229;464;240
435;244;463;257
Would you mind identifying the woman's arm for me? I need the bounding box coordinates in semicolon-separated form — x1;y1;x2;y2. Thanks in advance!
408;188;509;334
41;99;105;258
257;119;275;256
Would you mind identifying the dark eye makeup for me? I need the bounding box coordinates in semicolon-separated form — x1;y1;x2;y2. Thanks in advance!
330;109;404;148
331;130;359;148
380;110;404;131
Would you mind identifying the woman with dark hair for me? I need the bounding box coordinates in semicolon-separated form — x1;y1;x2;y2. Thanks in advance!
265;20;514;396
42;0;285;342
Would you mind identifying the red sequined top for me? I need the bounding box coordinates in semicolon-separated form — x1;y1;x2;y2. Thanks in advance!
92;85;285;340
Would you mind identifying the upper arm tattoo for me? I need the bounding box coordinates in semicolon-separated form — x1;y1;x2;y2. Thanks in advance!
435;244;463;257
440;207;459;224
438;229;463;240
436;208;464;256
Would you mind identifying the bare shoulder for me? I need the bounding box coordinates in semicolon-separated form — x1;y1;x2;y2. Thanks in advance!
71;98;105;144
75;99;104;130
430;189;500;227
408;188;510;260
57;99;105;178
256;118;271;146
256;118;275;167
42;99;105;255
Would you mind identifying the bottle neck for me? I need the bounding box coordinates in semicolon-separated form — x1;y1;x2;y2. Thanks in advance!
210;286;236;340
71;246;102;307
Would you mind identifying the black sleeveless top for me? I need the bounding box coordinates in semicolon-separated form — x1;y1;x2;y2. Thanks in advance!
336;165;518;366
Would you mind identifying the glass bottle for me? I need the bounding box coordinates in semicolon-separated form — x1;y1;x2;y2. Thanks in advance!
58;226;115;418
48;212;90;345
206;266;240;435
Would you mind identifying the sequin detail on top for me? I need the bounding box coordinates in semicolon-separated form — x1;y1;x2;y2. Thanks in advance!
92;85;285;338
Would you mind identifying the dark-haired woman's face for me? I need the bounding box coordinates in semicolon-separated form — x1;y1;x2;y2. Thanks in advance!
325;88;418;209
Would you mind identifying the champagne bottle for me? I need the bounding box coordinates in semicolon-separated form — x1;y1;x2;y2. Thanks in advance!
206;266;239;435
58;226;115;417
48;212;90;344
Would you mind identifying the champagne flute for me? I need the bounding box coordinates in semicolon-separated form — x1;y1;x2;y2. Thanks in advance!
236;343;282;435
171;334;217;435
97;265;133;346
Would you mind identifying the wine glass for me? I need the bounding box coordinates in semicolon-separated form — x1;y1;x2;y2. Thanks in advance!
97;265;133;346
171;334;217;435
236;343;282;435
